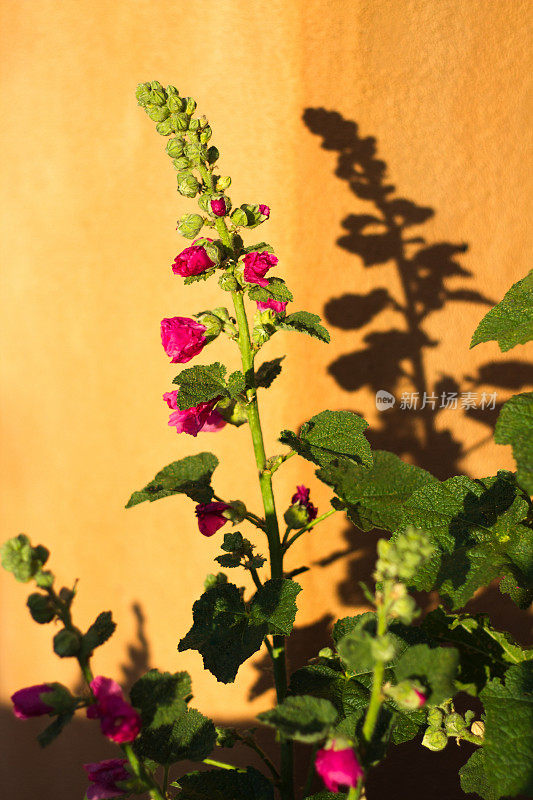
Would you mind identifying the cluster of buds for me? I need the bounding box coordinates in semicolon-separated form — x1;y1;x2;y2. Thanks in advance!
374;526;434;584
422;704;483;751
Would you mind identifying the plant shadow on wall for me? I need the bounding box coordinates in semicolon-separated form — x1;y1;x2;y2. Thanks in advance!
302;107;533;609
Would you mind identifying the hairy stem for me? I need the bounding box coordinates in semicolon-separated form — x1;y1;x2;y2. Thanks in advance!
123;742;166;800
362;600;388;743
283;507;339;551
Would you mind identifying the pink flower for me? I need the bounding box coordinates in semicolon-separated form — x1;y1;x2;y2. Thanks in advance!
84;759;130;800
195;501;231;537
414;688;426;707
163;392;226;436
87;677;141;744
243;251;278;287
211;198;227;216
256;299;287;314
315;742;363;793
11;684;54;719
292;485;318;521
160;317;207;364
172;244;214;277
259;204;270;218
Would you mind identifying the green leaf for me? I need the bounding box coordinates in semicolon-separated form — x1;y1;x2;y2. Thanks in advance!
126;453;219;508
79;611;116;659
37;712;74;748
394;643;460;705
279;311;330;343
470;270;533;351
178;583;265;683
248;278;293;304
1;535;49;583
397;471;533;608
318;450;437;533
280;410;372;470
131;669;215;765
255;357;285;389
172;767;275;800
173;362;229;408
422;606;533;696
249;579;301;635
494;392;533;494
257;695;338;743
184;269;216;284
289;664;369;718
480;662;533;797
459;749;500;800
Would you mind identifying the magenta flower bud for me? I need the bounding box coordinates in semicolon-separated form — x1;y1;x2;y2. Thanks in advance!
86;676;141;744
291;484;318;522
172;243;214;277
163;392;227;436
160;317;207;364
84;759;130;800
11;683;54;719
243;251;278;287
315;741;364;793
259;204;270;218
195;501;232;537
210;197;227;217
256;299;287;314
414;688;427;707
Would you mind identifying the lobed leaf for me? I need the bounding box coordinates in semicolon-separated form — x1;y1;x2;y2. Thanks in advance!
172;767;274;800
79;611;116;659
494;392;533;495
255;356;285;389
257;695;338;743
470;270;533;352
279;311;330;343
249;579;301;636
280;410;372;470
126;453;219;508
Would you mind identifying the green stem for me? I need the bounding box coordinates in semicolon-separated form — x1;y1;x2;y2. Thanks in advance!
123;740;166;800
249;566;263;590
302;744;318;797
203;758;239;771
348;777;364;800
460;731;484;746
362;600;388;743
283;507;339;551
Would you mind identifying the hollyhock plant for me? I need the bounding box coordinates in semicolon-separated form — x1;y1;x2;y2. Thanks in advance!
256;298;287;314
243;251;278;287
160;316;207;363
86;677;141;744
163;391;226;436
315;741;364;793
210;197;227;216
11;683;54;719
84;759;130;800
172;243;214;276
195;501;231;536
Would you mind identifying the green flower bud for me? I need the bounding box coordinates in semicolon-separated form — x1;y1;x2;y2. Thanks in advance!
135;82;151;106
177;213;204;239
207;146;220;165
219;272;239;292
177;172;200;198
147;80;166;105
170;112;189;132
184;97;197;115
230;208;249;227
167;94;184;113
197;193;211;213
199;115;209;128
35;569;54;589
166;138;184;158
389;592;418;625
188;118;200;132
427;707;444;729
226;501;247;523
284;502;312;530
184;141;206;164
375;528;434;583
27;592;55;624
165;84;180;97
53;628;81;658
204;572;228;590
195;310;224;338
41;682;77;715
444;712;468;737
422;728;448;752
204;242;223;265
146;104;170;123
216;398;249;427
371;634;396;662
199;126;212;143
156;118;174;136
216;175;232;191
383;680;426;710
318;647;335;659
173;156;191;171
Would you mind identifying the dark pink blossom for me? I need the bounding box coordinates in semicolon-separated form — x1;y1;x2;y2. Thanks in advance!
11;684;54;719
256;299;287;314
292;485;318;522
259;204;270;218
210;198;227;216
195;501;231;537
84;759;130;800
87;677;141;744
315;742;363;793
163;391;226;436
172;243;214;277
243;251;278;287
160;317;207;364
413;688;426;707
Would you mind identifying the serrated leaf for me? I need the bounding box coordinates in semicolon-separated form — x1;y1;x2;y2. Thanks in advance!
249;579;301;635
494;392;533;494
184;269;216;284
289;664;369;718
257;695;338;743
255;357;285;389
173;362;229;408
480;662;533;797
471;270;533;351
126;453;218;508
215;553;242;568
178;582;265;683
394;643;460;705
79;611;116;659
37;711;74;748
279;311;330;343
172;767;275;800
459;749;500;800
397;471;533;608
227;370;246;396
280;410;372;470
248;278;293;304
318;450;437;533
130;669;192;725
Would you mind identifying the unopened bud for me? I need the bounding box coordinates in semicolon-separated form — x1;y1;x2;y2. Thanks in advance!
146;105;170;123
230;208;248;228
27;593;55;624
53;628;81;658
216;176;231;192
156;118;173;136
188;118;200;132
218;272;239;292
166;137;184;158
284;503;312;530
184;97;197;115
210;196;230;217
384;680;426;710
199;125;212;143
422;728;448;752
177;173;200;198
167;94;184;113
371;635;396;662
444;712;468;737
170;112;189;132
427;707;444;729
177;213;204;239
